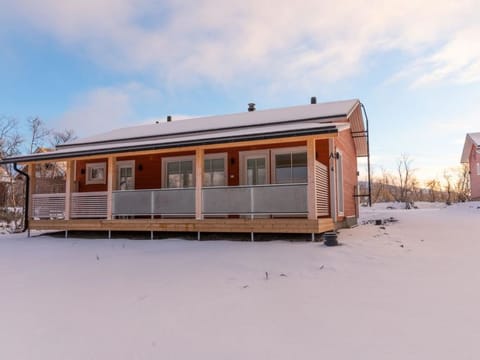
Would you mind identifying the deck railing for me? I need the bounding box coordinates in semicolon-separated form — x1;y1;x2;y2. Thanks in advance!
32;193;66;219
112;188;196;217
32;192;108;219
32;184;311;219
71;191;108;218
202;183;307;215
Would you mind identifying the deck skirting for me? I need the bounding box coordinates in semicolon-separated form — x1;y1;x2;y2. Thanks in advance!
29;218;335;234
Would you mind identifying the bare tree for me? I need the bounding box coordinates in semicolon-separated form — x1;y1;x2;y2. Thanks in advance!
396;154;415;208
0;116;24;229
50;129;77;147
455;164;470;202
426;178;441;202
27;117;50;154
0;116;22;159
443;170;453;205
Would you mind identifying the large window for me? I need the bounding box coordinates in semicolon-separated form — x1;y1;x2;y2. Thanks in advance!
204;154;227;186
86;162;106;185
163;157;194;188
247;157;266;185
272;148;307;184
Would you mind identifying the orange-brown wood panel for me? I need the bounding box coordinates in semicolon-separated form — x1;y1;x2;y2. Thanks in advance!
316;139;331;217
315;139;330;166
334;129;358;219
117;154;162;189
75;141;323;192
76;158;108;192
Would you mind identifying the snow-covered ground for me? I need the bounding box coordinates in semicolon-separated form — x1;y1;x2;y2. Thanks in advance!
1;202;480;359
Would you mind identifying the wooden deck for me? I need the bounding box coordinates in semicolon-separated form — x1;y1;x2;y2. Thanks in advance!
29;218;335;234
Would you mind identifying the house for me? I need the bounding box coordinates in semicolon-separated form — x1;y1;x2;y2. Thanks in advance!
461;132;480;200
0;98;369;239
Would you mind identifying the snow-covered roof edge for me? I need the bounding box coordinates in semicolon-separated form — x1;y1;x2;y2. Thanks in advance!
60;99;360;148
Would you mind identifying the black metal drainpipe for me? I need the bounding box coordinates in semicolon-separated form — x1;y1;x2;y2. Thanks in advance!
360;103;372;207
13;162;29;232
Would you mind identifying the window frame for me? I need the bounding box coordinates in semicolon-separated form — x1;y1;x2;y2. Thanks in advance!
270;146;308;184
85;162;106;185
203;152;228;187
162;155;195;188
116;160;135;190
239;149;270;185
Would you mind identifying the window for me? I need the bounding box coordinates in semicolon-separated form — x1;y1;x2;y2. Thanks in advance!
86;162;106;185
163;156;194;188
272;148;307;184
117;160;135;190
247;157;266;185
239;150;270;185
204;154;227;186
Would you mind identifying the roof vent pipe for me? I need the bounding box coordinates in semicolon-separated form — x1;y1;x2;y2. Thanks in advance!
248;103;255;112
310;96;317;104
167;115;172;122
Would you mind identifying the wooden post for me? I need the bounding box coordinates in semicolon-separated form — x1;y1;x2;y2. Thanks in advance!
307;138;318;220
195;148;204;220
107;156;117;220
64;160;74;220
27;162;36;222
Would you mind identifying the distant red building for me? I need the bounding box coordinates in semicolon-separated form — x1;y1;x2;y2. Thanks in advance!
461;133;480;200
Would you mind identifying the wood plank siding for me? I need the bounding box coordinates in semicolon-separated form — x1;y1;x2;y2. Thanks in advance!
333;128;358;220
75;140;327;192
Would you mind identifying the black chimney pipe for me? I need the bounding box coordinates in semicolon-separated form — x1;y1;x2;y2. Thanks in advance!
167;115;172;122
248;103;255;112
310;96;317;104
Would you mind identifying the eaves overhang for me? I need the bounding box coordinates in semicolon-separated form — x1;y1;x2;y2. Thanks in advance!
0;125;339;164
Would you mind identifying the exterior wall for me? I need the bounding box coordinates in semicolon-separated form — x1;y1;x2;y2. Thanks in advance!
316;139;331;217
469;146;480;200
72;139;336;219
75;141;309;191
76;158;109;192
333;129;358;221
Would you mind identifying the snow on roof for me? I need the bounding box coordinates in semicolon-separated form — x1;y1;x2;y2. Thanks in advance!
62;99;359;147
1;98;366;164
461;132;480;163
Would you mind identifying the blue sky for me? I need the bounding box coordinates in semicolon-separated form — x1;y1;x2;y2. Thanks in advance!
1;0;479;183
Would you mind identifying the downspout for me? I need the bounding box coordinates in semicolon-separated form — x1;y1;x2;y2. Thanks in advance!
360;103;372;207
329;138;337;224
13;162;29;232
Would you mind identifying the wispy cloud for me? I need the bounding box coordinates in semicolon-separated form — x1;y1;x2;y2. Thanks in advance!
55;83;152;136
2;0;479;89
